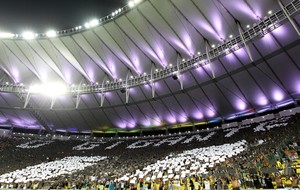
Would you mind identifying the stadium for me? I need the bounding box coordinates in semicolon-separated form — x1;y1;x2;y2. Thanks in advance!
0;0;300;189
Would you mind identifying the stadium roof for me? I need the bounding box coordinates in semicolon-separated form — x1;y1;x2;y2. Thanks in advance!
0;0;299;134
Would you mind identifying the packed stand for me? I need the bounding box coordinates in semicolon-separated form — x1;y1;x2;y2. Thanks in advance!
0;114;299;189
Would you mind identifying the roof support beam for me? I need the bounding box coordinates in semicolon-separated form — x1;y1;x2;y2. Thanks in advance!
177;54;183;90
205;41;215;78
23;92;31;109
237;22;254;62
75;93;81;109
100;93;105;107
50;97;56;109
75;80;84;109
150;64;156;98
278;0;300;37
125;71;130;104
100;76;107;107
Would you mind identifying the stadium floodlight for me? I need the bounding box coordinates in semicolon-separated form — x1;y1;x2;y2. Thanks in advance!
22;31;36;40
85;19;99;29
89;19;99;27
0;32;15;39
46;30;57;38
229;34;233;38
268;10;272;15
128;1;135;8
84;22;91;29
29;83;67;97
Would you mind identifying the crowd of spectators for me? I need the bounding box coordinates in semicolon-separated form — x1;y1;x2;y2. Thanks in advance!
0;114;299;189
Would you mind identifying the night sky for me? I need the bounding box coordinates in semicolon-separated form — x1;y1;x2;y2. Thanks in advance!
0;0;126;33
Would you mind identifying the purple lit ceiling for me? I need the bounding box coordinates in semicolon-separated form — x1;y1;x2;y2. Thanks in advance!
0;0;300;133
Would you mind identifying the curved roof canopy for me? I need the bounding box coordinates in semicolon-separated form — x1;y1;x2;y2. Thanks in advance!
0;0;299;133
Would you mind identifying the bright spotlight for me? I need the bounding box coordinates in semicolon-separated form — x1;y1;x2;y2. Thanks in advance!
0;32;15;39
128;1;135;8
29;83;67;97
211;44;216;48
268;10;272;15
229;34;233;38
89;19;99;27
46;30;57;38
84;22;91;29
22;31;35;40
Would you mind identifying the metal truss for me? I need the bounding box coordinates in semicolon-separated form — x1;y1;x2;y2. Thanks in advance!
0;0;299;97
